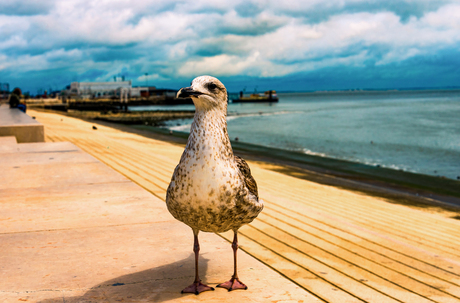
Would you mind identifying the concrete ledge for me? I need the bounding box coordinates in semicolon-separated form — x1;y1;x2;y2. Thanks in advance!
0;104;44;143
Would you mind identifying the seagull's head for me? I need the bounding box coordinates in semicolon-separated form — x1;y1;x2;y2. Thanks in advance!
177;76;227;111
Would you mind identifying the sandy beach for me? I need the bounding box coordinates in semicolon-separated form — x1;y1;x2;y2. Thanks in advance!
17;108;460;302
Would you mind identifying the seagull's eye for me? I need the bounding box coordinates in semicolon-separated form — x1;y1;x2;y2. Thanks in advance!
207;83;218;91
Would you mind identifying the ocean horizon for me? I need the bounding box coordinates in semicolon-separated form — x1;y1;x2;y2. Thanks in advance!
130;89;460;181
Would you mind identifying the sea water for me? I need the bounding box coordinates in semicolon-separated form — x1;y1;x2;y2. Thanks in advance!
131;90;460;180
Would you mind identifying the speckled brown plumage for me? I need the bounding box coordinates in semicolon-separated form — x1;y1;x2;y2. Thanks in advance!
166;76;263;234
165;75;263;294
234;155;258;199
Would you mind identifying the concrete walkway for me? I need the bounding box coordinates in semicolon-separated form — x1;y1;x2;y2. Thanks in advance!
0;140;311;302
26;109;460;303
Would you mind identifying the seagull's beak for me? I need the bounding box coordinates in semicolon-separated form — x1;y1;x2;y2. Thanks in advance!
177;87;203;98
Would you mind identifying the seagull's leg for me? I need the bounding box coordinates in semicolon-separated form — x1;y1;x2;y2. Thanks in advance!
217;230;248;291
181;229;214;295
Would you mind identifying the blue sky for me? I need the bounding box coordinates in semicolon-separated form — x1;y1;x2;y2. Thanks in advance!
1;0;460;94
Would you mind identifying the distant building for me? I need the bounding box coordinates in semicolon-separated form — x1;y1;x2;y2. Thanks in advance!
130;86;150;97
62;80;172;100
68;81;132;99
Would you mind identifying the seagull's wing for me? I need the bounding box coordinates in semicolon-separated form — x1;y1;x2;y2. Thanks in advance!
234;155;259;199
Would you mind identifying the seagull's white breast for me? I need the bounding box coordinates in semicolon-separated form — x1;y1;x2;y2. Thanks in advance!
166;110;258;232
173;144;241;203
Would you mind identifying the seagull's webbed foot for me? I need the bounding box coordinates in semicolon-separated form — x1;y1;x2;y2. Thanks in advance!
217;277;248;291
181;281;214;295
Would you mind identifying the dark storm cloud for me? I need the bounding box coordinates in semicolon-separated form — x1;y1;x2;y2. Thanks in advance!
0;0;56;16
217;18;286;36
276;0;452;23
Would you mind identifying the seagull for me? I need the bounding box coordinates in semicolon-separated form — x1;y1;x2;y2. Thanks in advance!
166;75;264;295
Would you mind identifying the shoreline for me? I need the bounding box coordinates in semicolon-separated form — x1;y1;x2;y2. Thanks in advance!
31;108;196;126
132;124;460;209
32;108;460;210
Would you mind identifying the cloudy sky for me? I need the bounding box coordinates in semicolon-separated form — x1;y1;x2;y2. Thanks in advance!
1;0;460;94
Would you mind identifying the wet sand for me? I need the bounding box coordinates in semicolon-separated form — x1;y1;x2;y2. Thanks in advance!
33;108;196;126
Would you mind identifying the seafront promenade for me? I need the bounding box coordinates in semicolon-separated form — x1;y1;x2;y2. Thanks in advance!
2;108;460;302
0;109;309;302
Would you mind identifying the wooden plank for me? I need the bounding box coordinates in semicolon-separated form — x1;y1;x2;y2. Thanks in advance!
32;109;460;303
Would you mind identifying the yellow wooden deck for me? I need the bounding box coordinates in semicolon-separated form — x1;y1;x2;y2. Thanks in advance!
31;109;460;303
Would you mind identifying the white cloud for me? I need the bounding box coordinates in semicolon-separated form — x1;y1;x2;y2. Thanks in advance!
1;0;460;86
1;48;86;73
422;3;460;26
174;3;460;78
376;48;423;66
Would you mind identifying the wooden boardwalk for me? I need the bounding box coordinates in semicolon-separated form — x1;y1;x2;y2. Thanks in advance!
31;110;460;303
